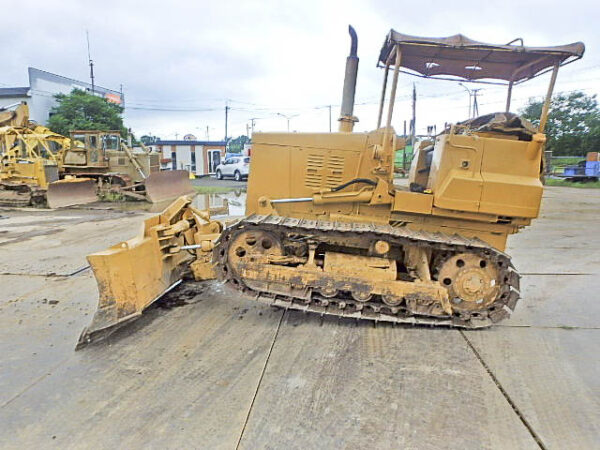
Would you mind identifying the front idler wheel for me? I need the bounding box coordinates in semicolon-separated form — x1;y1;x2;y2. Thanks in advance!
437;253;500;312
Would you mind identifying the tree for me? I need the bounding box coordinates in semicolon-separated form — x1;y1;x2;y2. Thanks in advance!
47;89;128;137
140;135;160;145
520;91;600;156
227;135;250;153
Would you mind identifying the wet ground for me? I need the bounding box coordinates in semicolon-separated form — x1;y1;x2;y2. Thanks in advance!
0;186;599;449
191;175;247;190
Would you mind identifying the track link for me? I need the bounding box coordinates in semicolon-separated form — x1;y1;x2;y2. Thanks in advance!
214;214;521;328
0;183;46;207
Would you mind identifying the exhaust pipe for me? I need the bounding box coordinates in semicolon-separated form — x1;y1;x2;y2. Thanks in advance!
338;25;359;132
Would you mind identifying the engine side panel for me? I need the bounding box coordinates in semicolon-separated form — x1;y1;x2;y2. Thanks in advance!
246;131;389;218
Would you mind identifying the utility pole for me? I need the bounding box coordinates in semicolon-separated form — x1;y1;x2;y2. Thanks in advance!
86;31;95;94
411;83;416;149
206;126;210;140
471;89;481;118
246;123;250;138
249;118;260;136
328;105;332;132
403;119;407;171
224;104;230;141
459;84;482;118
119;84;124;108
459;83;472;118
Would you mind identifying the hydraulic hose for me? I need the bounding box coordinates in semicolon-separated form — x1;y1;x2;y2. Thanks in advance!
330;178;377;192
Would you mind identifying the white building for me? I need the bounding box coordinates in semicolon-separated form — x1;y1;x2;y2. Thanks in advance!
153;140;227;176
0;67;122;125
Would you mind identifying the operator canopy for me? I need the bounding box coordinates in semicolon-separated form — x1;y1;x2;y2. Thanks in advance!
378;31;585;84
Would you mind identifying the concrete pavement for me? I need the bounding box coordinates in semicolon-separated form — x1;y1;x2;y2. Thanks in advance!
0;186;598;449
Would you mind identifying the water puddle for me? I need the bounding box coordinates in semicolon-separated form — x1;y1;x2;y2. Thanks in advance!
191;190;247;217
98;189;247;217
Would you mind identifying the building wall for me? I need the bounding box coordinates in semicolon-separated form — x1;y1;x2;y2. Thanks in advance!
0;95;30;110
156;142;225;175
27;68;122;124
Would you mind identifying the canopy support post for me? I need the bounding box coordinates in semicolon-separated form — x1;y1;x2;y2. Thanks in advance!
385;46;402;130
377;63;390;129
538;61;560;133
505;81;513;112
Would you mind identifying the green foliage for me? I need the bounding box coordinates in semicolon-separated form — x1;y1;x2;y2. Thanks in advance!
545;178;600;188
47;89;128;137
227;135;250;153
520;91;600;156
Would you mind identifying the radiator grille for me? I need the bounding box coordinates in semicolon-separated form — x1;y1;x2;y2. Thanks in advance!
304;153;345;189
305;154;324;189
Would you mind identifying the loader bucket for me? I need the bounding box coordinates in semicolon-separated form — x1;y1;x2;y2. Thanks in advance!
144;170;195;203
76;197;205;349
47;178;97;209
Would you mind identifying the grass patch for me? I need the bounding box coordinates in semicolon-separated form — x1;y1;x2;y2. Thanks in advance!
545;178;600;188
551;157;584;167
194;185;240;194
98;191;125;202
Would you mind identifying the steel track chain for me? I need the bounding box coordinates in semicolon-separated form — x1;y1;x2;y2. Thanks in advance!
214;214;521;328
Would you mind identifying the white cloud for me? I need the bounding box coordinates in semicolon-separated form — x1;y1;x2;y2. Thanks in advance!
1;0;598;140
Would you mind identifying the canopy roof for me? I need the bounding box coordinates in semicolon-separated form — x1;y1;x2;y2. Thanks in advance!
378;31;585;84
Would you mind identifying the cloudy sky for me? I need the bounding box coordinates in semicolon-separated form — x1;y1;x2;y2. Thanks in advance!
2;0;598;141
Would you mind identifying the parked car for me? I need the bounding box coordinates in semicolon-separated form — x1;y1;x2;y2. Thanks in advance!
215;156;250;181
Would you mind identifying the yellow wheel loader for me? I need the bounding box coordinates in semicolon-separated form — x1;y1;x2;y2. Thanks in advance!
78;27;584;347
54;130;194;205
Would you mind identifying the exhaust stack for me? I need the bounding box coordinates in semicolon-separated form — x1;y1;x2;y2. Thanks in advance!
338;25;359;132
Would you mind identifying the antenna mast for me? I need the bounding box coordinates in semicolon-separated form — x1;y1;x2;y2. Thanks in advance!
86;31;95;94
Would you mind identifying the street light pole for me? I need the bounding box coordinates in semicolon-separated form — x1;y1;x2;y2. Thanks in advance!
277;113;299;132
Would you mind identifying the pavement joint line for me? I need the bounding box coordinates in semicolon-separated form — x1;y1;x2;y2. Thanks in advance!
459;330;547;450
235;310;285;450
521;272;594;276
1;357;69;409
498;324;600;330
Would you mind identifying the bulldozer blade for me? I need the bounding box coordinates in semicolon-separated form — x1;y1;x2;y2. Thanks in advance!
76;197;204;349
47;178;97;208
144;170;195;203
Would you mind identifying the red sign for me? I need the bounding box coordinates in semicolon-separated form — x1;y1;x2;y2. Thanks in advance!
105;93;122;104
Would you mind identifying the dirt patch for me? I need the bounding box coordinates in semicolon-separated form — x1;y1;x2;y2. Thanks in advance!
157;281;206;309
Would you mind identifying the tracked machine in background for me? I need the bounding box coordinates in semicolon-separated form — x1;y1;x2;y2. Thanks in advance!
0;102;96;207
0;102;193;208
78;27;584;347
53;130;194;206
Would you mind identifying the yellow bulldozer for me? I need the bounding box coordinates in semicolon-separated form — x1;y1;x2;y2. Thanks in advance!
0;102;96;207
77;27;584;347
53;130;194;206
0;102;193;208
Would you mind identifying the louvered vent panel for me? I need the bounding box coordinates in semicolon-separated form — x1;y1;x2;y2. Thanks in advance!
325;154;345;188
304;153;346;190
305;153;325;189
